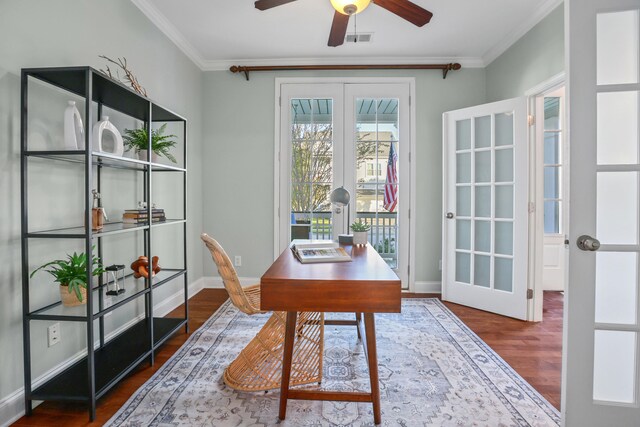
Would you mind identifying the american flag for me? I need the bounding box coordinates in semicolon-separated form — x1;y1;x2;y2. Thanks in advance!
383;142;398;212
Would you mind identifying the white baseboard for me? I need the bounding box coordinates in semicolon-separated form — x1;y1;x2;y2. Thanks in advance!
413;281;442;294
0;276;206;427
201;276;260;289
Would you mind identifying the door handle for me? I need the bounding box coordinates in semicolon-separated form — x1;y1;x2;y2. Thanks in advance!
446;212;454;219
576;235;601;251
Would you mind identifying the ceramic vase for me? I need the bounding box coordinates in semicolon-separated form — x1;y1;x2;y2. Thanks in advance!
64;101;84;149
93;116;124;156
138;150;159;162
353;231;368;245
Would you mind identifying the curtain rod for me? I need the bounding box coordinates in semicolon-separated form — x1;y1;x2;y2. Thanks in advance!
229;63;462;81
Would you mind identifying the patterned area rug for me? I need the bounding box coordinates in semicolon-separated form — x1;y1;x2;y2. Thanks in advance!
106;299;560;427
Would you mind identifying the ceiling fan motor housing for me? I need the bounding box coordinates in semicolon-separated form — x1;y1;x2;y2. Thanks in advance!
330;0;371;15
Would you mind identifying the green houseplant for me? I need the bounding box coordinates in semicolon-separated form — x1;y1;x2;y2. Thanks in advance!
31;250;105;307
123;123;178;163
350;221;371;246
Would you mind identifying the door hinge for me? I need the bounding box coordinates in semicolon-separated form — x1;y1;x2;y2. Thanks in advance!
528;202;535;213
528;115;535;126
527;289;534;299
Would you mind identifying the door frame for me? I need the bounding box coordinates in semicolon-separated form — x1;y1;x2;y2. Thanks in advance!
273;77;417;290
525;72;568;322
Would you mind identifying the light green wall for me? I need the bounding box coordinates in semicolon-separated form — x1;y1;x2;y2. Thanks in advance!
202;69;487;282
0;0;204;418
486;5;564;102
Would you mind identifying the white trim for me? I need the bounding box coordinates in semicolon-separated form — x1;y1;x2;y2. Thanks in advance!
0;276;206;427
130;0;207;69
413;281;442;293
483;0;564;66
202;56;484;71
525;72;567;96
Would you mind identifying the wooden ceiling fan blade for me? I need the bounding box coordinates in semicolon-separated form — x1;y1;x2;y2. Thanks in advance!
328;11;349;47
254;0;297;11
372;0;433;27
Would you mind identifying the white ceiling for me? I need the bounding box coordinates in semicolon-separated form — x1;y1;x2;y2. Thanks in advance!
131;0;563;70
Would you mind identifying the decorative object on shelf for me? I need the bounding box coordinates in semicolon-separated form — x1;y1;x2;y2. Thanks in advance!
350;220;370;245
330;186;353;244
91;189;107;231
93;116;124;156
105;264;126;296
123;123;178;163
131;255;161;279
30;249;105;307
98;55;147;97
64;100;84;150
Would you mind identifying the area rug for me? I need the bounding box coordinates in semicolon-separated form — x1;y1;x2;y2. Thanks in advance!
106;299;560;427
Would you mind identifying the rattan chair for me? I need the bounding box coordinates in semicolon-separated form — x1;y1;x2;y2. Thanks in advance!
201;233;324;392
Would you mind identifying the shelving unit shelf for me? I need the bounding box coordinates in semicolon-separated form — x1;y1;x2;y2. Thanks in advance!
20;66;189;421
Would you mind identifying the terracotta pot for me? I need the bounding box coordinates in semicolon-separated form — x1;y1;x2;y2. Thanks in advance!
60;284;87;307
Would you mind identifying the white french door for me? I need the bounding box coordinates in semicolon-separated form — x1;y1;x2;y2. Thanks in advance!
564;1;640;425
276;81;412;288
442;97;529;320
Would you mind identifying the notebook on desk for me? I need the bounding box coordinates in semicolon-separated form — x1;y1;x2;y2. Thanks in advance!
290;240;351;264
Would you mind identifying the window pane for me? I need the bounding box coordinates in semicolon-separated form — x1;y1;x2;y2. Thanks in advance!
474;254;490;288
495;113;513;147
593;330;637;403
456;186;471;217
544;201;560;234
544;166;560;199
456;219;471;251
597;172;638;244
595;252;637;325
456;252;471;284
457;152;471;183
495;148;513;182
456;119;471;150
597;91;639;165
475;220;491;253
475;185;491;218
495;222;513;255
475;116;491;148
495;185;513;219
494;257;513;292
475;151;491;183
597;10;639;85
544;97;561;130
544;132;561;165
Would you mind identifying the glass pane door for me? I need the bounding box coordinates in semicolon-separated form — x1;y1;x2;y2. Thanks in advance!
355;98;399;268
289;98;335;241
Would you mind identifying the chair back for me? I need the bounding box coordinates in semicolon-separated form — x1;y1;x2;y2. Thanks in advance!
201;233;259;315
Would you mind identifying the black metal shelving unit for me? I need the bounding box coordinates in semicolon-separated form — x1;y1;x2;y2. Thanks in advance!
20;66;189;421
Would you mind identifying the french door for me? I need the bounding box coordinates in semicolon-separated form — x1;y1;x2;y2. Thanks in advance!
564;1;640;425
442;97;529;320
277;81;412;288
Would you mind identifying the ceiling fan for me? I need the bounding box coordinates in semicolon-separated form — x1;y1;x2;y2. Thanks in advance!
254;0;433;47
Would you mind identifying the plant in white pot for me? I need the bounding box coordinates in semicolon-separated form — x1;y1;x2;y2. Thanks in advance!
31;250;105;307
350;221;370;246
123;123;178;163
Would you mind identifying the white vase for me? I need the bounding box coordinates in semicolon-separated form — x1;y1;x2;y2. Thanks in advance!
64;101;84;150
93;116;124;156
353;231;368;245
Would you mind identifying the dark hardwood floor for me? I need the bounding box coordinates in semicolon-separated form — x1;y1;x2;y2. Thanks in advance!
13;290;563;426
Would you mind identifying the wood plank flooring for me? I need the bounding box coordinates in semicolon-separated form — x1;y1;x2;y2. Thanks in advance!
13;290;563;426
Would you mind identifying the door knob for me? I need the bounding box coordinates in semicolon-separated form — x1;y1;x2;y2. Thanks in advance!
446;212;454;219
576;235;601;251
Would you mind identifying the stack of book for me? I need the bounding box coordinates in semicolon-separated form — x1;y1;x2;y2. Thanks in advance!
122;208;166;225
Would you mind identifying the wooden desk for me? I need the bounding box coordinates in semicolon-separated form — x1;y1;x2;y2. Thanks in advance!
261;243;401;425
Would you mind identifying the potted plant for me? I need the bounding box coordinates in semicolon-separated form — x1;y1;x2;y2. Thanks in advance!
31;250;105;307
123;123;178;163
350;221;370;246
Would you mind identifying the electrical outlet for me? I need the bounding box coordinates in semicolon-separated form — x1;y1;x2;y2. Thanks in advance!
48;323;60;347
234;256;242;267
439;259;442;271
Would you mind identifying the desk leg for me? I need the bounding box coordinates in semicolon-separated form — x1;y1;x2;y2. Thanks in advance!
364;313;381;425
278;311;298;421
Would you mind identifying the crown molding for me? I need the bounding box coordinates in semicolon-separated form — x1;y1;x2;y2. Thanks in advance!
482;0;564;66
130;0;207;70
201;56;485;71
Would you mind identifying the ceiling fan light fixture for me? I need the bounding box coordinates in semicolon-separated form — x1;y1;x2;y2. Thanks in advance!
330;0;370;15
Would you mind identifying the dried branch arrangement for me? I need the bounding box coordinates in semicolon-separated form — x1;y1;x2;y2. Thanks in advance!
98;55;147;97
